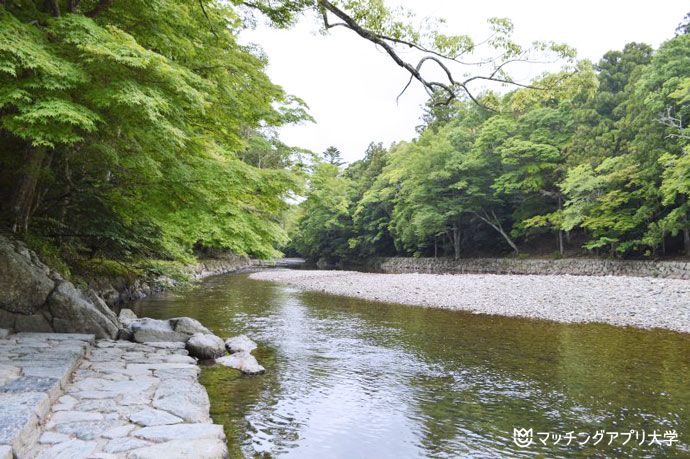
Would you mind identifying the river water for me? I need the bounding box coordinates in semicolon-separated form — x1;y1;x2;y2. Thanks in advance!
134;272;690;458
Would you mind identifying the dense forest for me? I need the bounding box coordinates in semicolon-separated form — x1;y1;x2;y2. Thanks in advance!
1;0;689;279
0;0;578;279
0;0;319;280
292;23;690;263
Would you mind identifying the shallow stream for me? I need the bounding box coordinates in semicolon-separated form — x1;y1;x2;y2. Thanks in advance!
135;272;690;458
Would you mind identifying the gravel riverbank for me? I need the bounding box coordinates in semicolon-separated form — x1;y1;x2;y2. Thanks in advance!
249;270;690;334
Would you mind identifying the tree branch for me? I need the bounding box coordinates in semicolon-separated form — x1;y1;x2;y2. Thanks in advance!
318;0;444;99
197;0;219;38
317;0;537;111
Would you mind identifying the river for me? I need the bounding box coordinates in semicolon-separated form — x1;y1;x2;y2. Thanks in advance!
134;272;690;458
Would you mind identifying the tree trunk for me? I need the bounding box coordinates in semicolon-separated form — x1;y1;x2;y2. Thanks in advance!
45;0;60;16
67;0;80;12
474;209;519;255
684;227;690;257
434;236;438;259
557;195;564;256
448;224;461;259
86;0;113;17
10;147;47;234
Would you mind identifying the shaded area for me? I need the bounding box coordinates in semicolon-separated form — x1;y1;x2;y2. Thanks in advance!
136;273;690;458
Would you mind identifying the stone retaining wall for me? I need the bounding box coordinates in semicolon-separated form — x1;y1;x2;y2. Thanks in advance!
377;257;690;279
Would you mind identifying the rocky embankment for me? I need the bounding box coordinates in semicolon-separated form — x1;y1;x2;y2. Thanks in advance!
90;256;272;309
0;313;265;458
0;233;270;336
250;269;690;333
0;235;120;338
1;233;269;458
118;310;265;375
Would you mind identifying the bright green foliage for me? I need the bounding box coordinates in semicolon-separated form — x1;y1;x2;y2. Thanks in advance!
291;162;353;262
0;0;307;269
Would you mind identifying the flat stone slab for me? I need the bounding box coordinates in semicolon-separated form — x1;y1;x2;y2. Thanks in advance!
11;333;95;343
129;408;182;426
0;333;93;457
128;438;228;458
0;376;59;394
23;339;227;458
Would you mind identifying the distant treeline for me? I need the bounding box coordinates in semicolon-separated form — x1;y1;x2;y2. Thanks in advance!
291;32;690;263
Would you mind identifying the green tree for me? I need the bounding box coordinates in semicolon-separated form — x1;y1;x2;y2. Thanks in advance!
291;161;353;262
0;0;306;268
322;146;345;166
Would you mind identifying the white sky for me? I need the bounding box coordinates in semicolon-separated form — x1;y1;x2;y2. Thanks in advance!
241;1;689;164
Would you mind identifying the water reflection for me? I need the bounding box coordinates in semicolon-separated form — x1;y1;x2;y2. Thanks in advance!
135;273;690;458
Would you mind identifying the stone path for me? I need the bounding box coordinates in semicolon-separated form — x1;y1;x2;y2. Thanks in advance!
0;333;228;459
0;333;93;458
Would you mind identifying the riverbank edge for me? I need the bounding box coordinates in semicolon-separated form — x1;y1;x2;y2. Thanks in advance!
90;256;281;311
0;332;229;458
1;237;274;457
249;269;690;334
0;232;279;337
372;256;690;279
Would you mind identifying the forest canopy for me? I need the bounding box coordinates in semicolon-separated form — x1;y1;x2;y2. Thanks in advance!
0;0;317;277
1;0;689;279
291;30;690;263
0;0;579;279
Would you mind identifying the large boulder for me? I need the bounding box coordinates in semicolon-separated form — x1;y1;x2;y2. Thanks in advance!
186;333;225;360
170;317;211;335
49;281;120;339
216;352;265;375
118;308;138;325
0;234;120;338
224;335;257;354
0;235;54;314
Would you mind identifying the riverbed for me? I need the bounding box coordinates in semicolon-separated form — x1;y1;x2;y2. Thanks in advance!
135;272;690;457
251;269;690;333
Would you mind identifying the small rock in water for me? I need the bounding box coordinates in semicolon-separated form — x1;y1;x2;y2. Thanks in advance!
216;352;265;375
224;335;257;354
186;333;226;360
171;317;212;335
129;318;188;343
